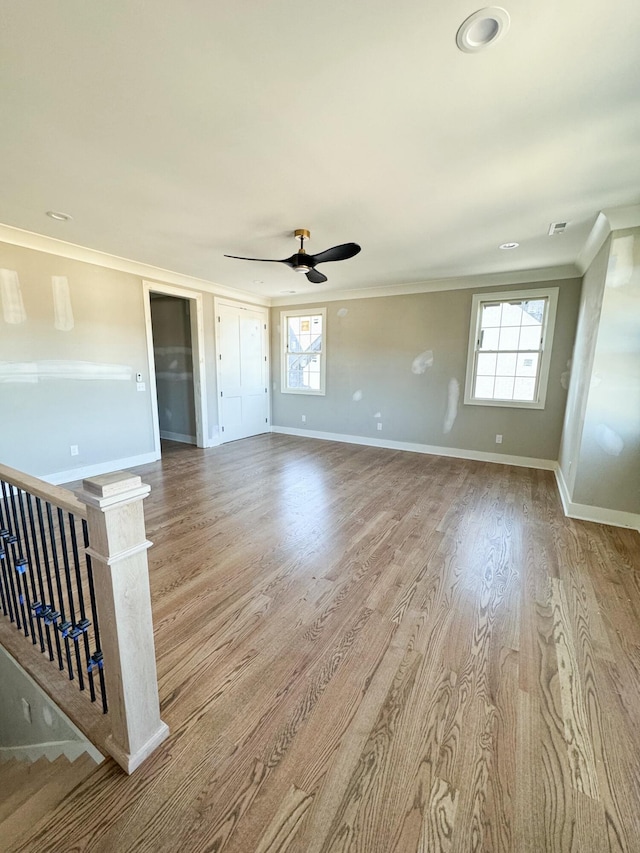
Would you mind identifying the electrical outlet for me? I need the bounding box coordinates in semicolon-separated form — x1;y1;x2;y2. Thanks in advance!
22;697;31;724
70;444;79;456
377;422;383;431
137;382;146;391
495;434;503;444
301;415;306;423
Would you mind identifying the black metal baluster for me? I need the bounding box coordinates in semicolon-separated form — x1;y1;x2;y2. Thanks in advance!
39;501;65;670
25;493;53;659
45;502;73;679
0;485;11;619
0;539;7;617
7;482;35;639
58;509;84;691
35;498;63;667
1;481;23;631
69;514;95;702
82;519;108;713
16;489;42;648
0;535;15;622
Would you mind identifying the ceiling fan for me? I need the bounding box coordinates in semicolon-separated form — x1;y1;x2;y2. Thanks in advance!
224;229;361;284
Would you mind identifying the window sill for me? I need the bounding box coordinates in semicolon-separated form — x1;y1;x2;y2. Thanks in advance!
464;396;545;410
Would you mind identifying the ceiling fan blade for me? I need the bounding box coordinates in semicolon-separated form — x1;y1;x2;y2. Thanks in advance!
309;242;361;265
306;268;328;284
224;254;296;268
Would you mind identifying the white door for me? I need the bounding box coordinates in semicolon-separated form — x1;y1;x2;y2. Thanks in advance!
216;301;269;442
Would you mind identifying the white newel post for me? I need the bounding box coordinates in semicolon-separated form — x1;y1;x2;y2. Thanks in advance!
80;471;169;773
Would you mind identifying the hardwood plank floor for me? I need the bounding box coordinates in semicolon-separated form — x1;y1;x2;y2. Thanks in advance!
6;434;640;852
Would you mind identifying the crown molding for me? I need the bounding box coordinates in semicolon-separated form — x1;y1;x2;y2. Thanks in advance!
575;212;611;274
602;204;640;231
270;264;580;306
0;223;270;308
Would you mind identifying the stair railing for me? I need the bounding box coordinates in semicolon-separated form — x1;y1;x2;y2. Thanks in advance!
0;465;168;773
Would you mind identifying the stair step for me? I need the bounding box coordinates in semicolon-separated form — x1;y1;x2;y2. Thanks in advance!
0;753;98;848
0;756;56;821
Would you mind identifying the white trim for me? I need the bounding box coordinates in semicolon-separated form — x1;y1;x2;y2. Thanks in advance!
463;286;559;410
601;204;640;231
159;430;196;445
280;307;327;395
41;452;159;485
0;222;269;307
0;740;102;764
143;281;213;452
576;212;611;274
555;466;640;532
106;721;170;774
271;426;556;470
270;265;580;306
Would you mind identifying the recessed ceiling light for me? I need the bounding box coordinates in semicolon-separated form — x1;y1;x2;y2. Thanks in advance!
46;210;73;221
252;279;264;285
280;290;297;295
499;242;520;250
456;7;510;53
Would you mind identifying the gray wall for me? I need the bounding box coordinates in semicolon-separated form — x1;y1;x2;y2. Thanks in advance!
568;228;640;514
150;294;196;442
0;241;223;478
0;647;83;748
272;278;582;461
0;242;155;477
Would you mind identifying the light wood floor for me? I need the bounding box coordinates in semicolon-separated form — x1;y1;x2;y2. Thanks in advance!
7;434;640;852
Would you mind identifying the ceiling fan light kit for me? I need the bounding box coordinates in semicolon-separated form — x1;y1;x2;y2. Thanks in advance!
224;229;361;284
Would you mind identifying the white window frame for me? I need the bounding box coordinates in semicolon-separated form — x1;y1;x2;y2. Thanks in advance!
281;307;327;396
464;287;559;410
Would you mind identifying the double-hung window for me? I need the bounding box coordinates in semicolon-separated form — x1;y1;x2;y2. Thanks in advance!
281;308;326;395
464;287;558;409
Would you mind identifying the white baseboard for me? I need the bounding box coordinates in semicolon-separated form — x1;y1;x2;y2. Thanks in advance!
159;430;196;445
555;466;640;531
271;426;556;471
42;451;161;485
0;739;102;764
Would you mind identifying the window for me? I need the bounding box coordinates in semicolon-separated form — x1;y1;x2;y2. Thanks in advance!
281;308;326;395
464;287;558;409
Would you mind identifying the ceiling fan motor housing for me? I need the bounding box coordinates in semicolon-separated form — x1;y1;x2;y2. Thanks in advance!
293;253;311;273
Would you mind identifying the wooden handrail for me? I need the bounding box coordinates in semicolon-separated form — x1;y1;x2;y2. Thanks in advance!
0;462;86;519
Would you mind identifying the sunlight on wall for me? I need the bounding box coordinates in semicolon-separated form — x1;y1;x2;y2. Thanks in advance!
52;276;74;331
0;269;26;324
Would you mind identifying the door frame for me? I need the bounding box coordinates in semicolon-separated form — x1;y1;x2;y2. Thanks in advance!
213;297;270;444
143;280;210;453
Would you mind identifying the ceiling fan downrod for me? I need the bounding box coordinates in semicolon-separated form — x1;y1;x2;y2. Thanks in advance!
293;228;311;272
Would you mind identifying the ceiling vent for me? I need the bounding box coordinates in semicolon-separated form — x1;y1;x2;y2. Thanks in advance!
548;221;568;236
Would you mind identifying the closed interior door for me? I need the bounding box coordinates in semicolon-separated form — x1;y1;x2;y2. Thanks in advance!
217;302;269;442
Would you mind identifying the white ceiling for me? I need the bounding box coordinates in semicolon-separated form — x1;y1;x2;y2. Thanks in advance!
1;1;639;301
